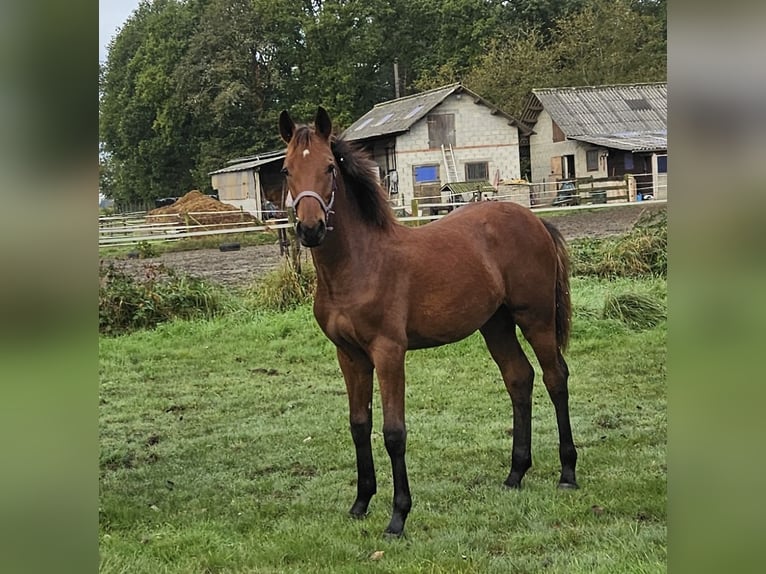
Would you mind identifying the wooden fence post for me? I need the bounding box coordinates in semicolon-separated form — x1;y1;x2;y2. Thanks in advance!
286;206;302;273
411;198;419;225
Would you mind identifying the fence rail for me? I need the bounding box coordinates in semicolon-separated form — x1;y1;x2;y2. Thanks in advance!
99;173;666;247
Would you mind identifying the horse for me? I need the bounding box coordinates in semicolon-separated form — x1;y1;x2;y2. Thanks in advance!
278;106;578;537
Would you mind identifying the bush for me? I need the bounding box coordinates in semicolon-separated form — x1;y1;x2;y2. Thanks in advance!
248;259;316;311
99;262;223;335
136;240;158;258
571;209;667;278
602;292;666;330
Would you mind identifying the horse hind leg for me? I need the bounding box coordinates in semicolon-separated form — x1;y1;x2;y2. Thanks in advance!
518;317;578;489
480;308;535;489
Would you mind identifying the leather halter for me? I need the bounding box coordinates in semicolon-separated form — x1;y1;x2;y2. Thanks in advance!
292;166;337;231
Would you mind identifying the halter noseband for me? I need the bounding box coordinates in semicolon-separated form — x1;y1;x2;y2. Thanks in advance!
292;166;337;231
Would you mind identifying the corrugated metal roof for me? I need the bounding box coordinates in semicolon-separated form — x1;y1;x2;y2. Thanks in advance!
570;132;667;152
343;83;522;142
524;83;667;152
209;151;285;175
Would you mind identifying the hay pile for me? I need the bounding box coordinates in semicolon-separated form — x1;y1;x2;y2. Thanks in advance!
148;190;257;227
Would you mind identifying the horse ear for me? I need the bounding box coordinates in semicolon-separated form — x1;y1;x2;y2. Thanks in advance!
279;110;295;144
315;106;332;140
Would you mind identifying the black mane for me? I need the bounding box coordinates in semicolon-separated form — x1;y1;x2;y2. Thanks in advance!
331;137;396;229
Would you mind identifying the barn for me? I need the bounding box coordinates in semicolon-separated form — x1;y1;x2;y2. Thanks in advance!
342;83;526;212
208;150;285;219
519;83;667;201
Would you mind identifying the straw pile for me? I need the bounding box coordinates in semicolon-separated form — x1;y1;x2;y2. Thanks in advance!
147;190;257;227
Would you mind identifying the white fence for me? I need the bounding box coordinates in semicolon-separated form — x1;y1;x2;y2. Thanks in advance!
99;210;292;247
99;173;666;247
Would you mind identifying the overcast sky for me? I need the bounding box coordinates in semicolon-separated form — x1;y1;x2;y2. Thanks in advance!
99;0;141;62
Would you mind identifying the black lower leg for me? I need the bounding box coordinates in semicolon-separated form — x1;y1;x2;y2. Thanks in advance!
548;379;578;487
383;427;411;536
505;400;532;488
349;419;376;517
555;403;578;488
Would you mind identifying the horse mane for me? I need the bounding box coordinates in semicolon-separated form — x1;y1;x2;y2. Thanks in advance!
330;136;396;229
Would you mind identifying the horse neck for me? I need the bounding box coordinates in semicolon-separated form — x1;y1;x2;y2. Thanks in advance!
309;181;386;281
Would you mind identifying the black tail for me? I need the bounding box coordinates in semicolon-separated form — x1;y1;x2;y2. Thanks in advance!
542;220;571;352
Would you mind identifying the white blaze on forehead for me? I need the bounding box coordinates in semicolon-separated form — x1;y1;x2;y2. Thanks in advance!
302;148;310;158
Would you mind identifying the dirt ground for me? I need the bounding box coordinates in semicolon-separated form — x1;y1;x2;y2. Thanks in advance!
106;203;665;289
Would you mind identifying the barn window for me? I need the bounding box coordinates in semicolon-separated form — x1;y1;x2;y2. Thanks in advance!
586;150;600;171
413;164;440;183
427;114;456;149
465;162;488;181
624;152;634;170
657;155;667;173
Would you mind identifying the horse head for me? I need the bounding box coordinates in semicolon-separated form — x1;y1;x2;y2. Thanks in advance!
279;106;337;248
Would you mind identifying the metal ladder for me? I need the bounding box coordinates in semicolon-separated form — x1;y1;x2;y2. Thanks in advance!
441;144;459;183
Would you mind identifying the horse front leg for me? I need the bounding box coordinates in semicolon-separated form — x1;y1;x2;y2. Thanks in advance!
337;347;376;518
372;341;411;537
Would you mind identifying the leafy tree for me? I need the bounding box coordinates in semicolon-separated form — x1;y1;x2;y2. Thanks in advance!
100;0;196;204
500;0;588;36
463;28;560;116
552;0;666;86
464;0;666;117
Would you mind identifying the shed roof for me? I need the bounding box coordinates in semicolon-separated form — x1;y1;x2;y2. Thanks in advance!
343;83;524;142
209;150;285;175
520;83;667;152
440;181;496;195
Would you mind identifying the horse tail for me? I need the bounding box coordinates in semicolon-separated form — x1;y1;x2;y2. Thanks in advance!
541;219;572;352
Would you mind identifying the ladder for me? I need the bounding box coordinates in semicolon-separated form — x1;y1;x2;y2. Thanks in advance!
441;144;459;183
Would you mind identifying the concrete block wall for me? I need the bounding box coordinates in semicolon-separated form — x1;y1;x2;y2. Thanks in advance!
393;94;521;207
528;109;607;183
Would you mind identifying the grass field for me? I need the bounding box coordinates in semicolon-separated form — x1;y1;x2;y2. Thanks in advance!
99;276;666;573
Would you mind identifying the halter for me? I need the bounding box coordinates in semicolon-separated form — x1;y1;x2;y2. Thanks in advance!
291;166;337;231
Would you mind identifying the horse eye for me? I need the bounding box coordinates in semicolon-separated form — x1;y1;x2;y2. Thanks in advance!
281;167;289;176
326;164;334;174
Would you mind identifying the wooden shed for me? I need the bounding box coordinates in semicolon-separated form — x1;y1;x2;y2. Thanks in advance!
209;150;285;219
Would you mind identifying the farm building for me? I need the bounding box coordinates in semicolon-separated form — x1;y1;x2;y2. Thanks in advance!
342;83;526;212
519;83;667;202
208;149;285;219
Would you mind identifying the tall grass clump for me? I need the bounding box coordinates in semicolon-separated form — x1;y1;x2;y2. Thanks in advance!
248;259;316;311
603;291;667;330
571;209;667;278
99;262;224;335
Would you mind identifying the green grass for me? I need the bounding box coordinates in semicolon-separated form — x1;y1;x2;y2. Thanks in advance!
99;277;666;573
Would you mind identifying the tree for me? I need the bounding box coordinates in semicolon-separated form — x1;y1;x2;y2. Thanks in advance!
463;28;560;117
99;0;196;204
463;0;666;116
552;0;666;86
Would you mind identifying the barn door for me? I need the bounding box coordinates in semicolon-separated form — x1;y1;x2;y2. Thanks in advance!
550;156;563;179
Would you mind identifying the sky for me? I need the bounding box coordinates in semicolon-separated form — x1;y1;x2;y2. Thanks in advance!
99;0;141;63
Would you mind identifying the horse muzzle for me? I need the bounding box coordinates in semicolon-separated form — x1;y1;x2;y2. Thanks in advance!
295;218;327;247
292;190;334;248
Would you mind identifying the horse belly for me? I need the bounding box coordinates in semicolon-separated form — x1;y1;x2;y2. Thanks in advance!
405;275;501;349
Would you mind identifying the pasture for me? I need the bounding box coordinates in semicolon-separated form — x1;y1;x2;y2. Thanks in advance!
99;275;666;573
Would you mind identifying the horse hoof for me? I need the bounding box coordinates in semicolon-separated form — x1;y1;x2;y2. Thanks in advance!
557;481;579;490
503;479;522;489
349;507;369;520
383;528;404;539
